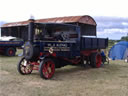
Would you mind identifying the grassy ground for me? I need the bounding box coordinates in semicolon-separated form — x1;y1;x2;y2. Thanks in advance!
0;54;128;96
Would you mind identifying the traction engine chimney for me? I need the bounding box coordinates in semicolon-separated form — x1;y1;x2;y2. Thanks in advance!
28;19;34;42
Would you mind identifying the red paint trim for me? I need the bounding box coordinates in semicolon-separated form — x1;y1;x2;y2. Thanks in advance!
81;50;97;56
42;60;55;79
63;57;81;64
30;62;40;65
32;67;39;70
40;52;44;56
96;54;102;68
51;53;56;57
40;52;56;57
29;61;40;70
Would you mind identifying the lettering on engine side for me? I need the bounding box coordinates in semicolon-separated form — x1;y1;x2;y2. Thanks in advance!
44;43;70;51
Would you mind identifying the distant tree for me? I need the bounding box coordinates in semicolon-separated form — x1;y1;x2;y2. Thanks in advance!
108;40;117;47
121;36;128;41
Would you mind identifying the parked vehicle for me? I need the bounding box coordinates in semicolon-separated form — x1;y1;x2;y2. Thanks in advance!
17;19;108;79
0;36;24;56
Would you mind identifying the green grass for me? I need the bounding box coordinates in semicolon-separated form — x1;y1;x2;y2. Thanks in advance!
0;55;128;96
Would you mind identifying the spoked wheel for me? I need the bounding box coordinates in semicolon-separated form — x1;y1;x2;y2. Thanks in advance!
90;53;102;68
17;57;33;75
39;58;55;79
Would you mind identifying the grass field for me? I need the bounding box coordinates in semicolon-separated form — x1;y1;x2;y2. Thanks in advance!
0;54;128;96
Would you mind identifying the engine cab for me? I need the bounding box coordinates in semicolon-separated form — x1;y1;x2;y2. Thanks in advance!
23;19;81;61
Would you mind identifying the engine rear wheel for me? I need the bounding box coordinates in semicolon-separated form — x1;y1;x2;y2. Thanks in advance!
90;52;102;68
39;58;55;79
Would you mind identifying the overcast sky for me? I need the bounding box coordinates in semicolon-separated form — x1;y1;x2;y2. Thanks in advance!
95;16;128;39
0;0;128;39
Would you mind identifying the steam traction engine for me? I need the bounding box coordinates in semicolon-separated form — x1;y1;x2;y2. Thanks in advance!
17;19;108;79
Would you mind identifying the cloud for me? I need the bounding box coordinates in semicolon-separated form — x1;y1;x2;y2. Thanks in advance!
122;22;128;26
94;16;128;39
97;28;128;35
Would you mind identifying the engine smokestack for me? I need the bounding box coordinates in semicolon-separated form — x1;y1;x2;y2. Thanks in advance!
28;19;34;42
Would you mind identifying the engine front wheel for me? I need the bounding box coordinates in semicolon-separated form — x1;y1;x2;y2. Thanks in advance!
17;57;33;75
39;58;55;79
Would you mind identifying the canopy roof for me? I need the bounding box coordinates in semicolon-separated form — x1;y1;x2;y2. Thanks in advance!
2;15;96;27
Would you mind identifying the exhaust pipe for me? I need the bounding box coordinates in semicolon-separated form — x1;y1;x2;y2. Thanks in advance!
28;19;34;43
